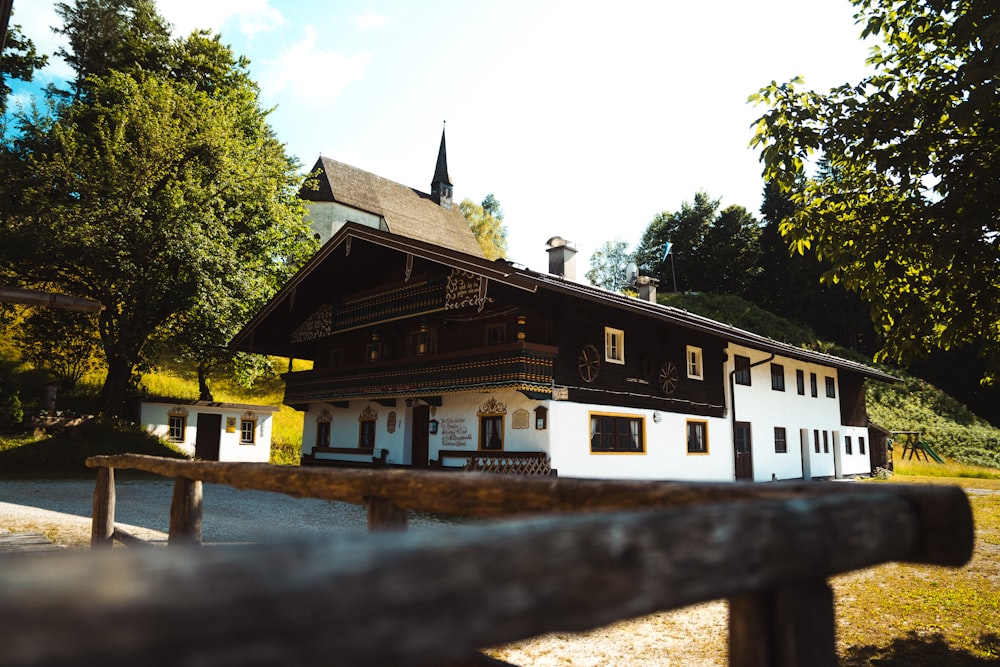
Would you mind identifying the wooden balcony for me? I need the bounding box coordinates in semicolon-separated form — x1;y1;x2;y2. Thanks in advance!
284;342;558;404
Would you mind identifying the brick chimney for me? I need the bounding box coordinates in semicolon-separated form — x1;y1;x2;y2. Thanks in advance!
546;236;577;280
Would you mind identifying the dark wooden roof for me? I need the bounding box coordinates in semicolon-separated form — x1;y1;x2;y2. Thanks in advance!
231;224;898;384
301;156;482;257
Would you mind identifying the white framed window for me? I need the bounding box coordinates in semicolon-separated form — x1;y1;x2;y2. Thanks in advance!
240;419;256;445
168;415;186;442
686;345;703;380
604;327;625;364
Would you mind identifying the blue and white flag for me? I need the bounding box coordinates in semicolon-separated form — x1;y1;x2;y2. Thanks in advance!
662;241;673;261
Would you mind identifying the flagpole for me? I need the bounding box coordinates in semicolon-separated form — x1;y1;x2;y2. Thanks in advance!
662;242;677;292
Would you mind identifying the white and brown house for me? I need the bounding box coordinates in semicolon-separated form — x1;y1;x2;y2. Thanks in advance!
141;398;278;463
230;133;896;481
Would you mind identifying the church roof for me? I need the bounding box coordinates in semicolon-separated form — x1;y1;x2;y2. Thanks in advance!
301;156;482;257
432;127;451;187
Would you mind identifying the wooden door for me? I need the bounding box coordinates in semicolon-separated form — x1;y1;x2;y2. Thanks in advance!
734;421;753;480
411;405;429;468
195;413;222;461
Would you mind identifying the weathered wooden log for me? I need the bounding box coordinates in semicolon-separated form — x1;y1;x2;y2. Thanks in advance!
90;467;115;548
86;455;974;566
0;492;932;667
0;286;104;312
168;477;203;546
367;496;408;531
730;580;836;667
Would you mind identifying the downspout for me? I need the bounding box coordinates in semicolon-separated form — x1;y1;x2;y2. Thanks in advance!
728;352;776;475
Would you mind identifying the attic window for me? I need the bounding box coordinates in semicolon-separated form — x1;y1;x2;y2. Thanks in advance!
604;327;625;364
686;346;703;380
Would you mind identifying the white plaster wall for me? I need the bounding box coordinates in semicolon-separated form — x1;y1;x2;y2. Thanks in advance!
547;401;734;481
218;413;273;463
305;202;384;245
425;392;550;465
304;401;405;464
140;403;273;462
840;425;874;476
726;344;869;481
140;403;195;456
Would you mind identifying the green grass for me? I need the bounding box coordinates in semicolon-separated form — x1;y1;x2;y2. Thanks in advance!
0;418;188;479
834;458;1000;665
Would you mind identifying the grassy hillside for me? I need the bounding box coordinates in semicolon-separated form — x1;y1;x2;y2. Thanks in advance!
661;293;1000;469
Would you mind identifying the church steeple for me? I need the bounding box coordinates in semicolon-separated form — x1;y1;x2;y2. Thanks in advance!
431;122;453;209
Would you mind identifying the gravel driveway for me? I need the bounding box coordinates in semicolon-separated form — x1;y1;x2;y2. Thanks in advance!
0;478;451;545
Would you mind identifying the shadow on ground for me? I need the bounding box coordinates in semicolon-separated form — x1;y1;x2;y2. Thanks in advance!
842;632;1000;666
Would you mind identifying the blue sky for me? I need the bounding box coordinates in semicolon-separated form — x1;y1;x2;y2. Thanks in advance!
8;0;875;273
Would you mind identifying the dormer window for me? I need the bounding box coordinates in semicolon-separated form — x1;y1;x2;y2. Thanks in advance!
604;327;625;364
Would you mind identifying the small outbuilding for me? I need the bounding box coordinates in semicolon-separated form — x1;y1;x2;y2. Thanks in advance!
140;398;279;463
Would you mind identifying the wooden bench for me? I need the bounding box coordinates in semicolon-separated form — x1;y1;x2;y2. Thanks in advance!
302;446;388;467
0;455;973;666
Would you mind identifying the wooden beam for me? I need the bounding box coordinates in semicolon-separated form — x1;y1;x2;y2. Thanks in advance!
0;492;928;666
90;467;115;548
86;455;975;567
0;287;104;312
168;478;203;546
367;497;408;531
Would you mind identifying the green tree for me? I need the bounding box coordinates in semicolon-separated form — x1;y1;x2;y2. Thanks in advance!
585;238;635;293
750;0;1000;381
3;51;312;416
53;0;171;100
14;309;101;390
1;13;48;113
460;193;508;260
702;204;762;295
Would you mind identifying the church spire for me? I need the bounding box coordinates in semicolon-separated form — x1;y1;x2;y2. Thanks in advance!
431;122;453;209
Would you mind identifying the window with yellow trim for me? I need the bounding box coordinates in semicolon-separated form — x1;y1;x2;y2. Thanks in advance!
686;420;708;454
590;414;643;453
480;415;504;450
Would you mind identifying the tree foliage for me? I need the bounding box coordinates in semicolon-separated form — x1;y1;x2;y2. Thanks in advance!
460;193;508;260
53;0;171;100
634;191;762;295
14;309;101;390
750;0;1000;382
585;239;635;293
1;13;48;113
1;1;314;416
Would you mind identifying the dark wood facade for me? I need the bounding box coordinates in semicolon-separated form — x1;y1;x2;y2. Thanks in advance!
236;229;739;419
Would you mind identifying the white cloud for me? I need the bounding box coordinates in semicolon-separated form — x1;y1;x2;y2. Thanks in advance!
157;0;284;38
353;12;388;30
259;25;369;102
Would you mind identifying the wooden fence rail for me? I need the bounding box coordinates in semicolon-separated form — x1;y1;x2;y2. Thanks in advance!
0;454;975;667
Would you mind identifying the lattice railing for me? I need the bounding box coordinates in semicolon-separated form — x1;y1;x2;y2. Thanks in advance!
464;453;552;476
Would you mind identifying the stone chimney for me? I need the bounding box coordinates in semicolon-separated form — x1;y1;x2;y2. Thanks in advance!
636;275;659;303
546;236;577;280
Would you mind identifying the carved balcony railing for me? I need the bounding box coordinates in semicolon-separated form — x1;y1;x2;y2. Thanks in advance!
284;342;558;404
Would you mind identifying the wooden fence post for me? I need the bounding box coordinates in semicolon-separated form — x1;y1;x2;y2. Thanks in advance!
168;478;203;546
91;466;115;548
729;579;836;667
367;497;408;531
